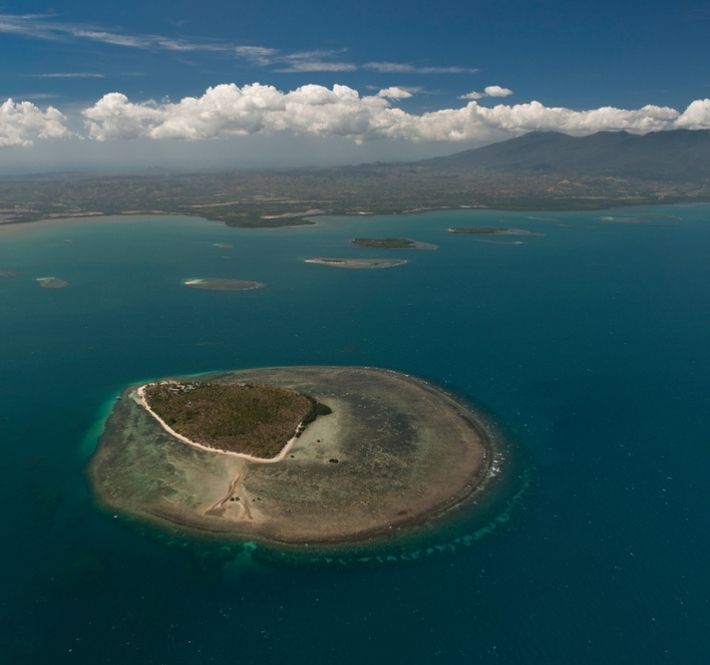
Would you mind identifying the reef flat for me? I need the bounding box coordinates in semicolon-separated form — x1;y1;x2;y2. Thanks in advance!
89;366;500;545
36;276;69;288
183;278;265;291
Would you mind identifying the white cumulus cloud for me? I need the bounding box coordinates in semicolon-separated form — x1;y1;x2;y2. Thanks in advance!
484;85;513;97
376;87;413;99
83;84;395;143
0;98;70;147
459;84;513;100
676;98;710;129
459;91;483;100
389;100;682;143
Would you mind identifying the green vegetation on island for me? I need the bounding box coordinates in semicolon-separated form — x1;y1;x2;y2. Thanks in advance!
143;381;331;458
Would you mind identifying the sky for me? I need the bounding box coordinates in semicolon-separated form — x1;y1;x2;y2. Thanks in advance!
1;0;710;171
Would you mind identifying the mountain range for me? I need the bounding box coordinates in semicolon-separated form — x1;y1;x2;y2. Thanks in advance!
421;129;710;182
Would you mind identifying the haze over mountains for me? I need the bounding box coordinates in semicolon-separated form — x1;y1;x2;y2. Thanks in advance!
1;129;709;227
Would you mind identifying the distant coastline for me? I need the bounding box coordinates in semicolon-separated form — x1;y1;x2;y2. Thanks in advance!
6;198;705;230
0;202;705;238
3;129;710;230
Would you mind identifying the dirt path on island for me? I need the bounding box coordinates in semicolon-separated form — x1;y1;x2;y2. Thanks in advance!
206;465;253;520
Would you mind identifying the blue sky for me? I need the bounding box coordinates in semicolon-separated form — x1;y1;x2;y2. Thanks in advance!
1;0;710;170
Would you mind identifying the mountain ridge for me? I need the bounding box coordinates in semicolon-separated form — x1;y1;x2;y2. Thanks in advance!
417;129;710;181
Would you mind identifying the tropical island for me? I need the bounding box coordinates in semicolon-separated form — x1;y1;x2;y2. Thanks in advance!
183;278;266;291
305;257;408;269
352;237;438;250
89;366;501;545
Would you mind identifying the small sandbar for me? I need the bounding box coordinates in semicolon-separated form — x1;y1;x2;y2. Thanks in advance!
212;242;233;249
599;215;649;224
183;278;266;291
89;366;502;545
352;237;438;250
473;239;526;245
261;208;324;220
36;276;69;289
448;227;543;236
305;257;408;269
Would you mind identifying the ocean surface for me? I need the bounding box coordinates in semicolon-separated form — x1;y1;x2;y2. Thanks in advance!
1;206;708;663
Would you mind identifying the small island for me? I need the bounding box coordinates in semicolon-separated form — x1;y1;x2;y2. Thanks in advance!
90;366;501;545
448;227;543;236
352;237;438;250
183;278;266;291
305;257;408;269
36;276;69;289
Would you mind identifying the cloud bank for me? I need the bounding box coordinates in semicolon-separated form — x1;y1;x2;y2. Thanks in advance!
81;84;710;144
3;84;710;148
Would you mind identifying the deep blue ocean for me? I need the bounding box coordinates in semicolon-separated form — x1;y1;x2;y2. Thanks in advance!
1;206;708;664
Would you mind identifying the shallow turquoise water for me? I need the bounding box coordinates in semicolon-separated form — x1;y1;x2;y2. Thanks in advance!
1;206;709;663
